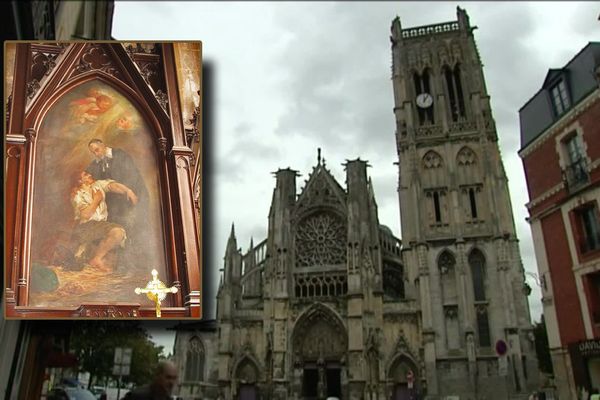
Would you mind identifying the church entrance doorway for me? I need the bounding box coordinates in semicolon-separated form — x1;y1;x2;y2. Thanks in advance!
301;363;342;400
389;355;419;400
293;304;348;400
326;367;341;398
393;383;416;400
239;384;258;400
235;357;260;400
302;367;318;399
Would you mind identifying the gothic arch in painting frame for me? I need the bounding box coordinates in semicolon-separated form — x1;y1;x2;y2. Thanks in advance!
5;42;202;318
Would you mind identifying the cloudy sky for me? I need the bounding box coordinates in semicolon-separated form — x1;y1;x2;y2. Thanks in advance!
113;2;599;333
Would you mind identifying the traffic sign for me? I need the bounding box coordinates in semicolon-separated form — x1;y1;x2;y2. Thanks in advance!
122;348;132;365
114;347;132;366
495;340;508;356
114;347;123;364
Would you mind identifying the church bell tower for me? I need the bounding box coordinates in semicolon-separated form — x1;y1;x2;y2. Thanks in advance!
391;7;539;398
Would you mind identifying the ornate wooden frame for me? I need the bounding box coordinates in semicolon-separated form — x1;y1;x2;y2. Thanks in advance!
4;42;202;318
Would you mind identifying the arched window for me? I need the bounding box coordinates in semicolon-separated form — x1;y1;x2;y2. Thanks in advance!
469;249;486;301
453;65;466;118
469;249;490;347
439;250;460;349
185;336;205;382
438;250;455;275
439;250;457;299
476;304;491;347
444;64;466;122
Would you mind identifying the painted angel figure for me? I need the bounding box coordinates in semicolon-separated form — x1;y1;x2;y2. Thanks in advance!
116;114;135;130
69;88;113;123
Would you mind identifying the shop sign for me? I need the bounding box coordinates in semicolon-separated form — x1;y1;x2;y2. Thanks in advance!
577;339;600;357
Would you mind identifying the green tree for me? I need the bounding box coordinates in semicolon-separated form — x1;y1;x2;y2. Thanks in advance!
70;321;163;388
121;332;164;386
534;315;554;375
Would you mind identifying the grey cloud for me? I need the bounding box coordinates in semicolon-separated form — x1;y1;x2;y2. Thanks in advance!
215;157;245;184
113;2;586;322
234;122;253;137
473;4;543;148
273;3;401;153
571;3;600;37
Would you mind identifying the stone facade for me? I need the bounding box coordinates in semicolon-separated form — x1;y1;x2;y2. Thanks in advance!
390;7;538;399
174;8;538;400
176;157;421;400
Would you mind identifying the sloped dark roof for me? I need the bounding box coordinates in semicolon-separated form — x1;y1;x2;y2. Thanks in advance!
519;42;600;150
541;68;563;88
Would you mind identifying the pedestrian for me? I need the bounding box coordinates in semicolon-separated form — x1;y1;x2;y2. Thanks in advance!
122;361;178;400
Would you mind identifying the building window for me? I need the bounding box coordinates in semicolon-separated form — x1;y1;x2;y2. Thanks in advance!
295;212;347;267
439;250;458;303
185;336;205;382
461;186;483;223
576;204;600;254
586;273;600;325
294;273;348;298
434;192;442;222
383;263;405;299
563;134;588;189
425;189;448;226
444;64;466;122
469;188;478;219
551;79;570;116
476;305;492;347
469;249;486;301
438;250;456;275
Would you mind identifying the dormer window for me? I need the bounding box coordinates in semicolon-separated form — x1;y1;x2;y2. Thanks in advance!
550;79;570;116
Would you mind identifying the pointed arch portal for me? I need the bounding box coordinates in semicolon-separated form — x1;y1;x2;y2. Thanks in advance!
388;355;420;400
292;303;347;400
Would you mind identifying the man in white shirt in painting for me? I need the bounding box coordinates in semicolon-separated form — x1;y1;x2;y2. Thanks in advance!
71;170;138;272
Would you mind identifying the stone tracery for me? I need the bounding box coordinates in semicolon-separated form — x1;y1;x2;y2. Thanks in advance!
295;212;346;267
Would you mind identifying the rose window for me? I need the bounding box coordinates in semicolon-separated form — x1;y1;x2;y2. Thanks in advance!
295;213;346;267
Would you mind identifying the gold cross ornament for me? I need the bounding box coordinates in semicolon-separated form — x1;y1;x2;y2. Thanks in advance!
135;269;178;317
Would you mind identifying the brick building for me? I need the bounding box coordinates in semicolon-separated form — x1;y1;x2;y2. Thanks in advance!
518;42;600;399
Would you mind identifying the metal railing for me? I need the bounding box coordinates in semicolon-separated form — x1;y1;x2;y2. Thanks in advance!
563;158;589;191
580;229;600;254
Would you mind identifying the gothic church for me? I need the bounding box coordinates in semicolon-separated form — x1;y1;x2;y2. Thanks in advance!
174;8;538;400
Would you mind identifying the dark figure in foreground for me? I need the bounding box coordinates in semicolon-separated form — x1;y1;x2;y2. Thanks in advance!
123;361;178;400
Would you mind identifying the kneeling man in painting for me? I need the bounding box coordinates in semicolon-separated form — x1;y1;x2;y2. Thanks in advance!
71;171;138;272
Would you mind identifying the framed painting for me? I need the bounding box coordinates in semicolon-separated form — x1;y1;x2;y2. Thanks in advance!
4;42;202;318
